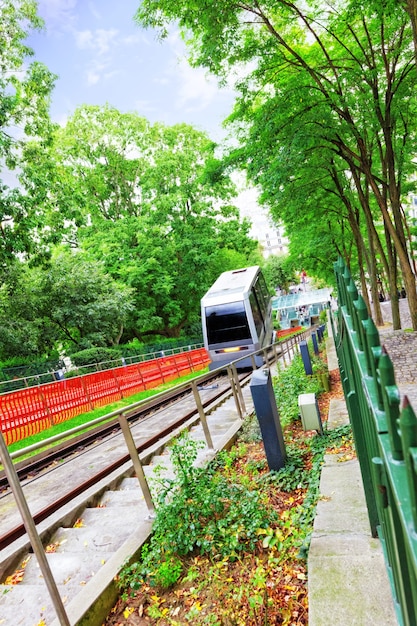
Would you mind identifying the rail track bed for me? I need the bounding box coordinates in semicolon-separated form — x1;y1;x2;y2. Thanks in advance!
0;370;254;626
0;372;231;493
0;335;303;625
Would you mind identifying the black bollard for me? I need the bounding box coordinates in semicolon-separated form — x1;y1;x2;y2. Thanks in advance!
250;369;286;471
311;332;319;355
299;340;313;375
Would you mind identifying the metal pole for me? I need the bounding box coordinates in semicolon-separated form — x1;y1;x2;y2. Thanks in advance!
0;433;70;626
117;413;155;516
191;381;214;449
227;366;243;421
230;363;246;415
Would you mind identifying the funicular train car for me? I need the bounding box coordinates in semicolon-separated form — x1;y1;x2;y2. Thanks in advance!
201;266;273;370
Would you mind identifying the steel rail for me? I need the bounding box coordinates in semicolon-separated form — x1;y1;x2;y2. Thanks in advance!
0;373;226;491
0;373;250;551
0;331;311;553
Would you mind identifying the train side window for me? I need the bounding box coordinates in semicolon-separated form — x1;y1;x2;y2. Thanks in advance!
257;273;271;310
249;293;263;335
253;275;269;318
205;302;251;344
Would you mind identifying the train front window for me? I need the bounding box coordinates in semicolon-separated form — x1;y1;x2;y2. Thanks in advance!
205;302;251;344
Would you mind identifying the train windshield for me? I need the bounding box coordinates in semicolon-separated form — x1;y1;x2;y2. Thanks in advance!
205;301;251;344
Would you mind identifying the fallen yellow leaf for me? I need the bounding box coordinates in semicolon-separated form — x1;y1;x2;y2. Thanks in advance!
73;518;84;528
4;556;31;585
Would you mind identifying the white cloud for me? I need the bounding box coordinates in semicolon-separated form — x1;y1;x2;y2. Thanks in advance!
75;29;94;49
87;1;102;21
74;28;119;55
121;33;144;46
86;68;100;85
161;29;235;113
134;99;157;114
37;0;78;30
175;61;223;112
85;59;112;85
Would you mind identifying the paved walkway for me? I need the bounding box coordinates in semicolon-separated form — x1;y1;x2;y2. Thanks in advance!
376;299;417;410
308;301;417;626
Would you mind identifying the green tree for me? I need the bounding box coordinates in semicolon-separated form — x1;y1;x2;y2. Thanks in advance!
21;106;258;339
0;0;56;274
262;255;296;294
0;262;53;360
0;253;135;360
32;251;135;352
135;0;417;329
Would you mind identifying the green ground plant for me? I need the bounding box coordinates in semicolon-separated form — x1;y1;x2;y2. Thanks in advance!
273;353;321;425
113;349;354;625
120;432;278;590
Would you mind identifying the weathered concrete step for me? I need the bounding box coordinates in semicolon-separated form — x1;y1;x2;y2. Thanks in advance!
17;551;108;592
97;489;146;507
50;518;140;553
0;384;247;626
0;583;59;625
0;552;108;625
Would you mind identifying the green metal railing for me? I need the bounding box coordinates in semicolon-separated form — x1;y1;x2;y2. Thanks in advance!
333;257;417;626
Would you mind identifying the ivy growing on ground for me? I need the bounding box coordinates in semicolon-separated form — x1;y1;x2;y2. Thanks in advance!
115;351;354;624
120;432;278;590
273;352;322;426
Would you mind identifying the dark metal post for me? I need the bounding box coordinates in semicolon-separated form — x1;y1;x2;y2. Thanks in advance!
299;340;313;375
311;332;319;355
250;368;286;471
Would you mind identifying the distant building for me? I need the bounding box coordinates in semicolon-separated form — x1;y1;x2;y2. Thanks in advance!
236;186;289;258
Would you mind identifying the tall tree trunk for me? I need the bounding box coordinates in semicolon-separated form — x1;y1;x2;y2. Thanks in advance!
381;224;401;330
359;155;417;329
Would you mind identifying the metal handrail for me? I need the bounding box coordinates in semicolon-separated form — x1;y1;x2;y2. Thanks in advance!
1;328;322;626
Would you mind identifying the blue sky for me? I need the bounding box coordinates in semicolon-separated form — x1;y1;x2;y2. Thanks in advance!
28;0;236;140
25;1;272;243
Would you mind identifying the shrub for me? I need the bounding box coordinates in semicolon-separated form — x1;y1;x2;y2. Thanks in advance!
69;347;123;368
273;354;321;425
119;432;277;590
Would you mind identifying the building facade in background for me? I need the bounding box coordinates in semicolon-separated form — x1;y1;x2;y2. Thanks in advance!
236;186;289;258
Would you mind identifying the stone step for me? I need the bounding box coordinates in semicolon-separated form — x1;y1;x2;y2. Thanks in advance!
0;380;247;626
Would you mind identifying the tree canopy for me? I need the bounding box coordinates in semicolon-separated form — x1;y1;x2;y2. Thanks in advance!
0;0;56;275
20;105;259;344
135;0;417;329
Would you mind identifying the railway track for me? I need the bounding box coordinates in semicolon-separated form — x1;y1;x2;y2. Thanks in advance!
0;371;246;550
0;371;231;492
0;335;306;625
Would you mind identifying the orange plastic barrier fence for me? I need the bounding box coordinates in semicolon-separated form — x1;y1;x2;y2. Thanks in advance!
1;348;210;446
276;327;302;338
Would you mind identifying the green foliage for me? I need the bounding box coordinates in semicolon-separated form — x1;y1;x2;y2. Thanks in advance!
119;432;277;589
258;424;353;560
33;251;135;351
261;445;308;493
273;354;321;426
262;255;297;293
20;106;258;343
134;0;417;314
69;347;122;367
0;1;57;272
238;412;262;443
